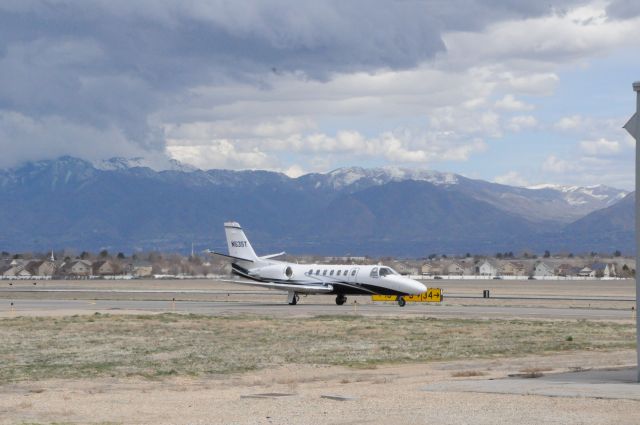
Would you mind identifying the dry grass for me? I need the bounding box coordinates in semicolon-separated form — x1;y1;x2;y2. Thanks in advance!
451;370;486;377
0;313;635;382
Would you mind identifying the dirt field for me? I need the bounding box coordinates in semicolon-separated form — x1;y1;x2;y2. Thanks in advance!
1;350;638;425
0;279;637;424
0;312;638;424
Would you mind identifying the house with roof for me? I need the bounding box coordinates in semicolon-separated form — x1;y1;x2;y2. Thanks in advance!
443;261;472;276
589;263;617;278
2;265;31;277
25;260;56;277
499;261;527;276
477;260;498;276
604;263;617;278
533;262;555;277
556;263;581;277
578;266;595;277
421;262;443;276
133;265;153;278
62;259;92;277
391;262;419;275
92;260;118;276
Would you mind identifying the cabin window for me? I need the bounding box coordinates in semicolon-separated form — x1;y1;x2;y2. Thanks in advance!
370;267;379;278
308;269;313;275
323;270;327;276
379;267;391;277
336;270;341;276
330;270;334;276
351;269;356;276
315;270;320;275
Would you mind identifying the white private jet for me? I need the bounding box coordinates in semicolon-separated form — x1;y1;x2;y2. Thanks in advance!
209;221;426;307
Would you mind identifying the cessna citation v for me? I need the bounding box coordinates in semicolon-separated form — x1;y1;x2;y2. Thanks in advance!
210;222;426;307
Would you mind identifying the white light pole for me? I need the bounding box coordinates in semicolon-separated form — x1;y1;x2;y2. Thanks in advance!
626;81;640;382
636;82;640;383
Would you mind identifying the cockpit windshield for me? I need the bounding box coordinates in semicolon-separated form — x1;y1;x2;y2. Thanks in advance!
379;267;398;277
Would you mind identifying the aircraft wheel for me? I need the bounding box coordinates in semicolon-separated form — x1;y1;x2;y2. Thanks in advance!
335;295;347;305
397;296;406;307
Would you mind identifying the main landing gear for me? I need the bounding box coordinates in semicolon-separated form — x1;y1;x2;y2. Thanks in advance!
335;294;347;305
287;291;299;305
397;296;406;307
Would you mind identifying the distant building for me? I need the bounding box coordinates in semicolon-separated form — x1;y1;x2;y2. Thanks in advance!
499;261;527;276
63;259;92;277
578;266;594;277
444;261;469;276
2;265;31;277
589;263;617;278
133;266;153;278
392;262;419;275
556;263;581;277
533;262;554;277
421;262;443;276
92;260;118;276
25;260;56;276
477;260;498;276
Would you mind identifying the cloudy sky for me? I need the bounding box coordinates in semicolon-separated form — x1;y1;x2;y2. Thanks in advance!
1;0;639;189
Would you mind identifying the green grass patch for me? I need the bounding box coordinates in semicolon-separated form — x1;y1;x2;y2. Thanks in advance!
0;313;634;382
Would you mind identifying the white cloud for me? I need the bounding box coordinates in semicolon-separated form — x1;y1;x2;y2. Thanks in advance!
507;115;538;132
2;0;639;191
554;114;585;131
542;155;577;174
494;171;528;187
539;150;633;189
494;94;534;111
442;3;640;70
579;138;621;155
166;126;488;171
0;111;163;169
166;140;274;170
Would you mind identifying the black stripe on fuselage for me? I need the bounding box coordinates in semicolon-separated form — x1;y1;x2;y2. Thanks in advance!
230;264;411;296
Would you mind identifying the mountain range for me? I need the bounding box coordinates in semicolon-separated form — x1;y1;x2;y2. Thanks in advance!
0;156;633;256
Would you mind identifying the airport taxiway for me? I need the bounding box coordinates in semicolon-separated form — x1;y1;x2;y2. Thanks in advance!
1;297;635;320
0;278;635;320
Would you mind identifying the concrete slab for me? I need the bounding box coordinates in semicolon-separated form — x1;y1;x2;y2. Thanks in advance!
423;367;640;400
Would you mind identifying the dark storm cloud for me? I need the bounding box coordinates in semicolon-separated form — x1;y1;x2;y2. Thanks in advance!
0;0;584;165
606;0;640;19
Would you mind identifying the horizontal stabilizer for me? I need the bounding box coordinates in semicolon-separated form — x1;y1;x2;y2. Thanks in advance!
218;279;333;294
260;251;286;260
204;250;254;263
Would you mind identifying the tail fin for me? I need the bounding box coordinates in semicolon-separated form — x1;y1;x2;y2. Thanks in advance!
224;222;259;262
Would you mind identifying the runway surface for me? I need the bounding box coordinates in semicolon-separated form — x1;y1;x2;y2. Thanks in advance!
0;278;635;319
1;298;634;320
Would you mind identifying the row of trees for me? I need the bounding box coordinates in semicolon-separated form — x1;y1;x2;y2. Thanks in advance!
424;249;627;261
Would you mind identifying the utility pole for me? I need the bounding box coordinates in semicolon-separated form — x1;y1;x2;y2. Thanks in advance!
624;81;640;382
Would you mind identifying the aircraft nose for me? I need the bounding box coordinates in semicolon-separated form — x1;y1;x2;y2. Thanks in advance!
403;277;426;295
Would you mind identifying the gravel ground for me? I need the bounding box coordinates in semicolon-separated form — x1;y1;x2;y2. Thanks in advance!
1;350;638;425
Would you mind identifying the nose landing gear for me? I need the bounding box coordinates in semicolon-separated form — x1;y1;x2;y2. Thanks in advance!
335;294;347;305
397;296;406;307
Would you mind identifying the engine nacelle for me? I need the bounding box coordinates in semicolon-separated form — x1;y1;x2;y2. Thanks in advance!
252;264;294;281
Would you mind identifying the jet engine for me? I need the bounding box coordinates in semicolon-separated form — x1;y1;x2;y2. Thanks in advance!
251;265;294;281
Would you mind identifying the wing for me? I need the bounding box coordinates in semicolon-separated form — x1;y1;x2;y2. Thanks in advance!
218;279;333;294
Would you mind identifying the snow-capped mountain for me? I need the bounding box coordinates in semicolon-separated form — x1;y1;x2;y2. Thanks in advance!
319;166;459;190
527;183;627;207
0;157;633;254
93;157;198;172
